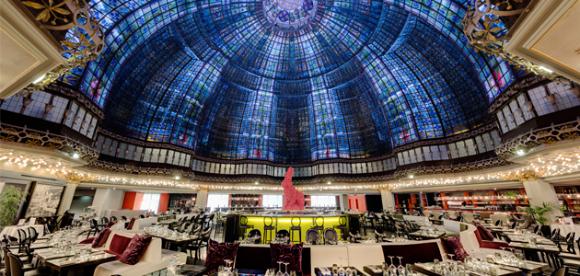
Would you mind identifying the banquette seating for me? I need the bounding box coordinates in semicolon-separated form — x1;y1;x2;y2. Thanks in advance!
234;239;446;275
454;222;507;258
93;230;186;276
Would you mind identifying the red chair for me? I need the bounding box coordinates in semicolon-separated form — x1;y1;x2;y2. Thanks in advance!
473;228;509;250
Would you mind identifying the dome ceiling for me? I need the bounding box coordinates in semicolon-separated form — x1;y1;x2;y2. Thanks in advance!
72;0;517;164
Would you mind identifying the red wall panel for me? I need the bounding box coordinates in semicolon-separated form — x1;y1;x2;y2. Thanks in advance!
122;192;136;210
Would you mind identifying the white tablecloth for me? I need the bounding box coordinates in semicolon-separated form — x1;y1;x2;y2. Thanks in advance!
0;225;45;240
104;209;147;219
131;217;158;230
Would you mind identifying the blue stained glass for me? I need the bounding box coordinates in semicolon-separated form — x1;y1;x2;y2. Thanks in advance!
72;0;519;163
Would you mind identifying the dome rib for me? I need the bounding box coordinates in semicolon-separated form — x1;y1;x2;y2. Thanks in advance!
80;0;518;164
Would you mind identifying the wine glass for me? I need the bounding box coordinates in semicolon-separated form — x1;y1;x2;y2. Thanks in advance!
396;256;405;276
447;253;455;262
276;261;283;276
283;262;290;276
224;259;234;275
382;261;389;276
388;256;397;276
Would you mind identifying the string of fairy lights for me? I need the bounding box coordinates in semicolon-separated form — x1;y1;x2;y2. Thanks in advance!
0;147;579;192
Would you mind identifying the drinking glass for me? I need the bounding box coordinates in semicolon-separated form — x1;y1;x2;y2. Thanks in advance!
396;256;405;276
276;261;283;276
382;262;389;276
447;254;455;262
388;256;397;276
283;262;290;276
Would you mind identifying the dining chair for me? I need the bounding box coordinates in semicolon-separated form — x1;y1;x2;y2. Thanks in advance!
275;230;290;244
551;266;567;276
238;215;254;239
323;228;338;245
247;229;262;244
306;228;319;244
25;228;37;244
263;217;276;244
290;217;302;244
7;252;39;276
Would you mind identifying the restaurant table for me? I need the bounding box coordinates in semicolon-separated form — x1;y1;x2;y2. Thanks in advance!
29;240;52;250
363;265;427;276
34;245;116;276
508;241;561;265
413;262;521;276
508;242;560;253
504;233;555;245
315;266;365;276
407;230;446;240
148;233;198;249
490;259;549;275
158;219;178;225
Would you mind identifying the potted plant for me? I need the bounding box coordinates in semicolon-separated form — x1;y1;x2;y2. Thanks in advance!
0;186;22;230
525;202;553;237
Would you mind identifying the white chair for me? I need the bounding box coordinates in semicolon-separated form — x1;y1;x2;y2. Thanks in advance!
94;231;186;276
459;224;503;259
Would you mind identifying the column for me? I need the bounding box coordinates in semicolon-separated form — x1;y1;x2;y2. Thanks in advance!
380;189;395;212
523;178;563;224
57;182;78;215
195;189;209;209
92;188;125;217
339;194;349;211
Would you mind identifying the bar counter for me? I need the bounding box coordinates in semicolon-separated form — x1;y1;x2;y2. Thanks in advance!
224;213;352;243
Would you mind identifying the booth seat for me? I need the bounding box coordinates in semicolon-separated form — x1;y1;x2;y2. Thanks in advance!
459;224;506;258
473;227;509;250
93;231;186;276
236;239;445;276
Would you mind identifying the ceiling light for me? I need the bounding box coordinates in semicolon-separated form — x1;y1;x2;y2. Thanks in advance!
326;181;332;185
71;152;80;159
174;175;181;180
408;174;415;179
32;74;46;84
254;181;259;185
516;149;526;156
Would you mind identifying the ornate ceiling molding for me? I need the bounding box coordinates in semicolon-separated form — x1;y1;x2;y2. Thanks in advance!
463;0;565;80
0;122;98;161
16;0;103;92
495;118;580;158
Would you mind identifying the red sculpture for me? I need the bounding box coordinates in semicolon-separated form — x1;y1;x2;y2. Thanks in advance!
281;167;304;210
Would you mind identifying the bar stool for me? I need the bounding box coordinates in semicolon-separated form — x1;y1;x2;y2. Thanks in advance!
313;216;324;235
239;216;254;239
263;217;276;244
334;216;348;240
290;217;302;244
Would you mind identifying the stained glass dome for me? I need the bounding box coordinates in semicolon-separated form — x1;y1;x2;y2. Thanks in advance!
71;0;517;164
